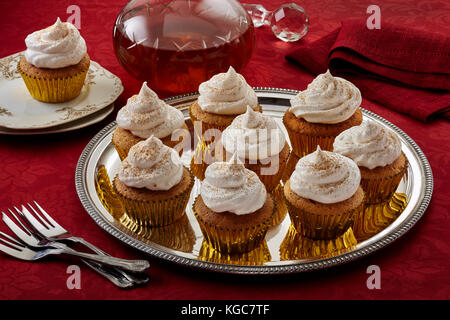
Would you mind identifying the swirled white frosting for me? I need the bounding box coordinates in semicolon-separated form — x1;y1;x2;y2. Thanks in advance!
116;82;185;139
290;70;362;124
118;135;183;191
222;106;286;160
24;18;87;69
197;66;259;115
290;146;360;204
333;120;402;169
201;153;267;215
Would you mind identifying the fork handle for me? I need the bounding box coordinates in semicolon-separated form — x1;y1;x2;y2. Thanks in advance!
67;237;150;285
81;259;137;289
70;237;109;255
56;245;150;272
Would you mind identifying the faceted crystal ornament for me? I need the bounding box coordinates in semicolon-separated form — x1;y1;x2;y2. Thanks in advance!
270;3;309;42
241;3;270;28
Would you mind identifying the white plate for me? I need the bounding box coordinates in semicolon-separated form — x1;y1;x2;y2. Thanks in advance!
0;52;123;130
0;103;115;135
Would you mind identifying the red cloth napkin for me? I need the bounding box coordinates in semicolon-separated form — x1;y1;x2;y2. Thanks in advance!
286;19;450;122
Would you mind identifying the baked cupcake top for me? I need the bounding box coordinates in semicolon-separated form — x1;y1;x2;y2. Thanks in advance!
333;120;402;170
290;70;361;124
222;106;286;160
118;135;183;191
201;153;267;214
24;18;87;69
116;82;185;139
290;146;360;204
197;66;259;115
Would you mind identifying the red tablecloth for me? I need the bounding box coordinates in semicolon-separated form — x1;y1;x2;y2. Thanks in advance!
0;0;449;300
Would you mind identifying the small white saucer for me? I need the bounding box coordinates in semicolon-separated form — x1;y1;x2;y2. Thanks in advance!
0;104;115;135
0;51;123;131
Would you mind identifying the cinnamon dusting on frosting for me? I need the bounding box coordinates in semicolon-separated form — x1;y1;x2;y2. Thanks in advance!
118;136;183;191
200;152;267;215
289;70;361;124
25;18;87;68
333;120;402;169
116;82;184;139
289;146;360;204
197;67;259;115
222;106;286;160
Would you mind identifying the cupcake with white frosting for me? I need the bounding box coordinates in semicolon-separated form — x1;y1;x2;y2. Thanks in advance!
220;106;290;227
283;70;363;160
221;106;290;191
18;18;90;102
189;66;262;180
113;135;194;227
284;146;365;239
333;120;407;203
193;153;275;253
112;82;188;160
189;66;261;133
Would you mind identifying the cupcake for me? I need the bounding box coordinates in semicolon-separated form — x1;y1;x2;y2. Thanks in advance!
18;18;90;103
284;146;364;240
189;66;262;134
221;106;289;192
333;120;407;204
193;153;275;253
112;82;188;160
189;66;262;180
283;70;363;160
220;106;290;226
113;135;194;227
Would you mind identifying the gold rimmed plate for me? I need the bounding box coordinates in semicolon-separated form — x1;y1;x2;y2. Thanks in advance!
75;88;433;274
0;51;123;131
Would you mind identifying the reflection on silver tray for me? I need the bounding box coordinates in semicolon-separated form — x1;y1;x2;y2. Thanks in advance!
75;87;433;275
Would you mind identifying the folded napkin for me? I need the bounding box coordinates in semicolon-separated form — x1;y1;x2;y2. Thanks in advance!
286;19;450;122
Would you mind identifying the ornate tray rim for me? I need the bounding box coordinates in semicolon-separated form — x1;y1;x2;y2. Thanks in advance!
75;87;433;275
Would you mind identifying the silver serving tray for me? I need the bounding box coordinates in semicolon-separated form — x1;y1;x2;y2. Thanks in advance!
75;87;433;274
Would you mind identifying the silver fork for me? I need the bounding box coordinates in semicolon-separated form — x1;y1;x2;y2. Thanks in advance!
0;229;142;280
0;208;149;273
1;210;141;288
16;203;149;285
0;230;61;261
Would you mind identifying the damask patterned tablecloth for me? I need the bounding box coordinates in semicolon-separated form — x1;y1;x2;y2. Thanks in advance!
0;0;449;299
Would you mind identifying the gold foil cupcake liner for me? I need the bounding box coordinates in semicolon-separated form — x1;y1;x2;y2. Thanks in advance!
253;169;284;193
188;105;228;181
199;239;271;265
280;224;357;260
17;62;89;103
269;183;288;227
193;195;276;254
119;212;196;253
281;152;300;183
353;192;408;241
95;165;126;219
112;143;129;162
189;106;229;138
361;164;407;204
190;137;223;180
113;171;195;227
285;128;336;159
251;153;289;193
286;198;363;240
190;140;210;181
